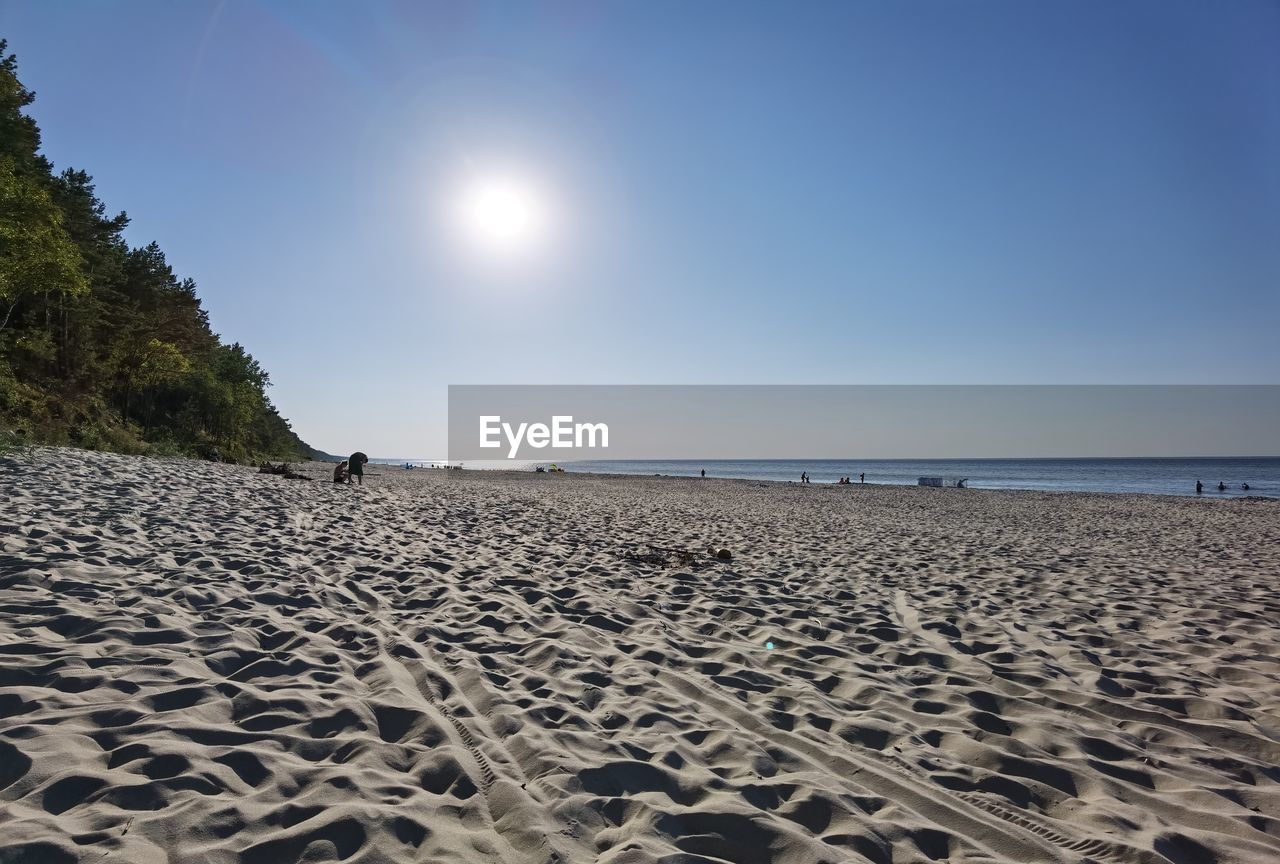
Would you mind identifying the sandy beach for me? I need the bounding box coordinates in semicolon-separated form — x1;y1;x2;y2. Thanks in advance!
2;449;1279;864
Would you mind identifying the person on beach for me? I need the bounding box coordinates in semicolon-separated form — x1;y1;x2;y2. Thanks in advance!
332;460;349;483
1196;480;1203;494
1218;481;1226;492
701;468;706;478
348;452;369;485
860;472;865;483
1242;483;1250;491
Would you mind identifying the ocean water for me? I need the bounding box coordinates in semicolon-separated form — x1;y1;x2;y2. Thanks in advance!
563;458;1280;498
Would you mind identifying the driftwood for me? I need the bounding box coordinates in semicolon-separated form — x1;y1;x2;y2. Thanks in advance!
258;462;312;481
620;544;729;569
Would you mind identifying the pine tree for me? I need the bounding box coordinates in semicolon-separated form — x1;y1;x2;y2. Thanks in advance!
0;39;317;461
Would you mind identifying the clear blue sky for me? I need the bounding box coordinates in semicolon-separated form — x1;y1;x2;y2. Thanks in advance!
2;0;1276;456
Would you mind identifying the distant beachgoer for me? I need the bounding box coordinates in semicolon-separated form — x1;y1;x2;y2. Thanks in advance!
800;471;807;483
701;468;706;478
348;452;369;485
859;473;865;483
1217;481;1226;492
1242;483;1250;490
957;478;968;488
332;460;349;484
1195;480;1203;494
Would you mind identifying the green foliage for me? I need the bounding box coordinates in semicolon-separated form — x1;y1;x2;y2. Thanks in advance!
132;339;192;389
1;156;88;330
0;41;314;462
0;424;36;463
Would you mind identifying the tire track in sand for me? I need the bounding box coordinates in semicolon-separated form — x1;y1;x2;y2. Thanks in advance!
360;613;577;864
891;589;1280;863
320;565;578;863
471;572;1111;863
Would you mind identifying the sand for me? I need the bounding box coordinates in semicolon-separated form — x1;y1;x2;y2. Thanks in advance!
2;449;1279;864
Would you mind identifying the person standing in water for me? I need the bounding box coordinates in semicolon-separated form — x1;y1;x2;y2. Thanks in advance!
701;468;706;478
860;472;865;484
1196;480;1203;494
348;452;369;485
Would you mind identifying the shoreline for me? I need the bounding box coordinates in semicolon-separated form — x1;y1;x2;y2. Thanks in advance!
362;453;1280;500
561;467;1280;501
360;457;1280;502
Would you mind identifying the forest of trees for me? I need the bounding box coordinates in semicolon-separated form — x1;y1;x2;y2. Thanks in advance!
1;40;318;462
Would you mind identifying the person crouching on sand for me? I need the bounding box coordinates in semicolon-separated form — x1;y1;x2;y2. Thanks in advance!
333;460;349;483
348;452;369;485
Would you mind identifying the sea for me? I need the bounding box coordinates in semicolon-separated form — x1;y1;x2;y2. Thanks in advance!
558;458;1280;498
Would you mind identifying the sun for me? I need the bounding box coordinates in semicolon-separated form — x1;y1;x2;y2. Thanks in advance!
457;176;547;255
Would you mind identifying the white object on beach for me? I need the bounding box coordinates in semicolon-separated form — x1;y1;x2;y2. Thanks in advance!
918;476;968;488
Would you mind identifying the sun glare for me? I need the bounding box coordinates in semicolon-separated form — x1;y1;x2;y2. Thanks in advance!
457;176;548;256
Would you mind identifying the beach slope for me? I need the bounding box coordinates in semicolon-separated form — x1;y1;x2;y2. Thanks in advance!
2;450;1278;863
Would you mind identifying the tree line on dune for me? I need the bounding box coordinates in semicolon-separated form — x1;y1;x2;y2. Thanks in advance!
0;41;319;463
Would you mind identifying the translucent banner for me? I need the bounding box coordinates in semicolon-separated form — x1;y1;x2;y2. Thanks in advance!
446;385;1280;462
